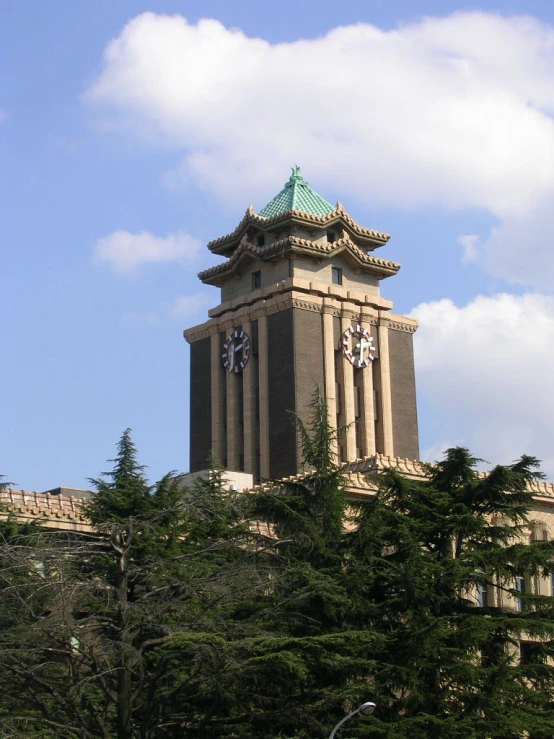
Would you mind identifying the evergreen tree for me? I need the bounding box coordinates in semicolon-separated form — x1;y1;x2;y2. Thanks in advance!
0;433;272;738
2;418;554;738
243;391;384;738
346;448;554;738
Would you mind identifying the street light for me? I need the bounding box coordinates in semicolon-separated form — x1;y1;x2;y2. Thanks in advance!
328;701;376;738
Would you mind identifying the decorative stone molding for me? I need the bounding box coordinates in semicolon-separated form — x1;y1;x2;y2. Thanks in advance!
4;456;554;533
290;297;323;313
528;480;554;498
206;207;390;257
250;455;554;502
199;234;400;284
185;289;404;344
378;314;418;334
183;324;212;343
0;489;93;532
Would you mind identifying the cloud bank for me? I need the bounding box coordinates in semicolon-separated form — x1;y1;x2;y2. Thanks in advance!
93;229;201;274
412;292;554;476
86;11;554;287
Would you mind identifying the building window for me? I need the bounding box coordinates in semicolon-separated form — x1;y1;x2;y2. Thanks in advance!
475;567;488;607
327;230;337;243
476;584;488;608
252;271;262;290
332;267;342;285
476;582;488;608
515;576;526;612
520;641;543;665
256;234;265;247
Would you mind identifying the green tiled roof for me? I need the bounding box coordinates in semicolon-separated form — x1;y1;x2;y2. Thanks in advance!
258;166;335;218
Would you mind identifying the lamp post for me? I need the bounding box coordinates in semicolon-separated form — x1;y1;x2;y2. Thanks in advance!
328;701;376;738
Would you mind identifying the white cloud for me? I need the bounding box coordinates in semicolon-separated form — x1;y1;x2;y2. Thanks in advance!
169;293;213;320
480;202;554;289
86;12;554;220
119;294;211;326
457;233;479;264
412;292;554;476
93;229;201;274
121;311;160;327
421;439;458;465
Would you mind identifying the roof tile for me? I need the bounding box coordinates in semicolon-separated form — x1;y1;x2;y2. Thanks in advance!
258;165;334;218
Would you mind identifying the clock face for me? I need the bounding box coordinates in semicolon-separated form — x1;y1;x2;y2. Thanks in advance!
342;324;377;368
222;329;251;373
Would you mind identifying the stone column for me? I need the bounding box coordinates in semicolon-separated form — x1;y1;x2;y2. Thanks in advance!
226;368;240;471
378;319;394;457
532;526;551;595
341;313;357;462
322;302;338;458
258;314;270;479
242;319;257;475
360;316;376;458
210;329;224;464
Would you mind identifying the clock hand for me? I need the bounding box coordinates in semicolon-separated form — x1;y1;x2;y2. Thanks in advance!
358;338;373;362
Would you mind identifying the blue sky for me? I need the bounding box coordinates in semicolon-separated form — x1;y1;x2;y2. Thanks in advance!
2;0;554;490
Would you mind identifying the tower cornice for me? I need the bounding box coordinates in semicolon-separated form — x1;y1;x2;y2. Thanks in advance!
207;206;390;257
199;234;400;284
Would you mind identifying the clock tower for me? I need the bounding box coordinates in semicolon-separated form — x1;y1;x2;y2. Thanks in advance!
184;167;419;481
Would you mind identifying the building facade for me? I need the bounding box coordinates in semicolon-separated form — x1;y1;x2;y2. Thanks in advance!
4;167;554;587
184;166;419;481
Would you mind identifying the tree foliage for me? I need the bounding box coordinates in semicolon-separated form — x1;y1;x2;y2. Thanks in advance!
1;403;554;738
0;435;273;738
346;448;554;738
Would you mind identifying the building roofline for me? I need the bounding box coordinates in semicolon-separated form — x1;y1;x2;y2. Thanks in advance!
207;205;390;256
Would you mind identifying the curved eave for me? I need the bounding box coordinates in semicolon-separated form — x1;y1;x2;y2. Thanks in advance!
198;235;400;285
207;205;390;257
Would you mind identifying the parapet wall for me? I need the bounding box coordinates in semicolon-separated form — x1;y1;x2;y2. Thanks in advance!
0;489;93;532
2;455;554;533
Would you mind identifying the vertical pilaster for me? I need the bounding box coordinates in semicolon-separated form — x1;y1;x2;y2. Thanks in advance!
210;329;224;463
378;319;394;457
361;360;376;456
258;314;270;479
360;309;376;457
226;369;240;471
341;313;357;462
242;320;257;475
323;304;338;458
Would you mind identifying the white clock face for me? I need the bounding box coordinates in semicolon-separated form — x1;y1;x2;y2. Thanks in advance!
342;324;376;368
222;329;251;373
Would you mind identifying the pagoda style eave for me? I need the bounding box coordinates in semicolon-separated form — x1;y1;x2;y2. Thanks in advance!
207;204;390;257
198;234;400;285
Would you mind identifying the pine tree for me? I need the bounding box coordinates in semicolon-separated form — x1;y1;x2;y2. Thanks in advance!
346;447;554;738
243;390;384;738
0;433;272;738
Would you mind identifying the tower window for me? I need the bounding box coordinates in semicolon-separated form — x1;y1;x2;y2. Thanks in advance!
327;230;337;243
256;234;265;247
332;267;342;285
252;271;262;290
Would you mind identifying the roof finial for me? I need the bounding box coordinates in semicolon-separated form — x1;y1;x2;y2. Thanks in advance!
290;164;302;180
